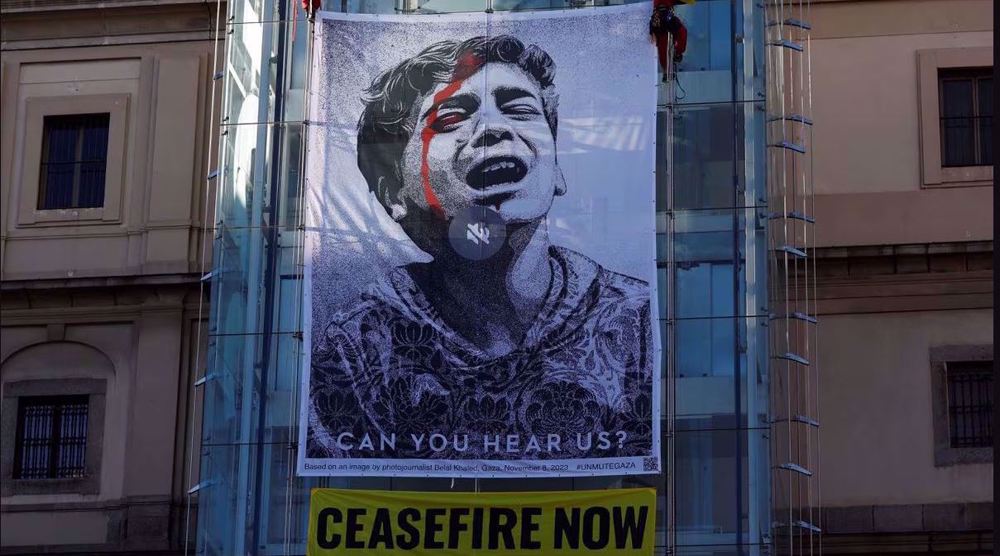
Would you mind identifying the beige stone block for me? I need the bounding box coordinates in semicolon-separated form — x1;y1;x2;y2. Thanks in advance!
814;188;993;247
148;55;200;222
874;504;923;532
123;311;182;497
819;310;993;507
19;59;140;84
922;503;966;531
928;254;967;273
72;290;117;308
0;510;109;546
2;235;130;279
823;506;873;534
895;255;929;274
142;228;192;273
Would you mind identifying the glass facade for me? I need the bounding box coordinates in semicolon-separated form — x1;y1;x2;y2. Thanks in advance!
195;0;770;554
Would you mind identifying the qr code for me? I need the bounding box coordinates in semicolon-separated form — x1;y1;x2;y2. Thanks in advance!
642;457;659;472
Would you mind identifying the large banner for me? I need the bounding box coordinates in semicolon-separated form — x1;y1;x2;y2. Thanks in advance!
300;3;659;478
307;488;656;555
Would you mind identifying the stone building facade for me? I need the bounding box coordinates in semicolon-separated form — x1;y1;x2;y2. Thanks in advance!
810;0;993;553
0;1;218;553
0;0;993;555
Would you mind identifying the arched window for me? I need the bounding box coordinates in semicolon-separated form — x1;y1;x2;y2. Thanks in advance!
1;342;113;496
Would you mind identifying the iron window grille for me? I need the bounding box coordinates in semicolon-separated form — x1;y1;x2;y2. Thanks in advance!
946;361;993;448
13;395;89;479
38;113;111;210
939;68;992;167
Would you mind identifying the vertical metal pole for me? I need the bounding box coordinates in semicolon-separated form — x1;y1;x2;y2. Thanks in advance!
249;0;290;551
731;0;744;551
233;0;277;548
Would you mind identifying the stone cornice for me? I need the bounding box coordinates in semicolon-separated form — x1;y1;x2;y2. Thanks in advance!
776;242;993;314
1;0;218;15
1;1;222;49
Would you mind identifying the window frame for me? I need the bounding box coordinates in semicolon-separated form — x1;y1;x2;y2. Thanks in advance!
12;394;90;480
944;361;992;449
37;113;112;211
0;379;105;496
917;47;993;188
937;68;992;168
16;94;128;226
930;345;993;467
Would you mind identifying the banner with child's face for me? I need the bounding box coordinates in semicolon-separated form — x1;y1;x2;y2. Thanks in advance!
299;4;660;478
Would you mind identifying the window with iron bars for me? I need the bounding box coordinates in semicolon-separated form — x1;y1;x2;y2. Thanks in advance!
939;68;993;167
14;396;89;479
38;113;110;210
947;361;993;449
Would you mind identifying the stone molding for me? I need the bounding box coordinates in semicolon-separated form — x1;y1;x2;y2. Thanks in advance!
0;495;194;555
820;502;993;534
929;345;994;466
0;378;106;496
811;503;995;555
781;242;994;315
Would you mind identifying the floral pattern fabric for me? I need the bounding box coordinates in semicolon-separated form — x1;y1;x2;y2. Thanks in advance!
307;246;653;460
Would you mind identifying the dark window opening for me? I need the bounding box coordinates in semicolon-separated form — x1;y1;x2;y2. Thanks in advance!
946;361;993;448
38;113;110;210
14;395;89;479
939;68;992;167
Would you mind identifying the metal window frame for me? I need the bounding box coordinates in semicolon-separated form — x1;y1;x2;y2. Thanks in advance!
13;394;90;479
37;113;112;210
0;378;106;496
938;68;992;168
944;361;993;449
929;345;994;467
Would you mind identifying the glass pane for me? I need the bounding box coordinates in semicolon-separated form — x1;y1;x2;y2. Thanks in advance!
940;77;975;166
941;78;973;117
39;116;78;210
40;162;74;209
673;105;742;210
676;262;734;319
44;117;79;163
81;114;110;161
673;209;739;262
417;0;487;11
941;117;975;167
978;77;993;117
672;427;753;547
675;318;734;379
18;403;54;479
671;0;735;105
674;314;767;425
78;162;106;208
57;402;88;478
979;115;992;165
675;544;768;556
978;78;992;164
38;114;109;209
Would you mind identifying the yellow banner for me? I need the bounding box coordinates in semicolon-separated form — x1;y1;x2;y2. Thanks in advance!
307;488;656;555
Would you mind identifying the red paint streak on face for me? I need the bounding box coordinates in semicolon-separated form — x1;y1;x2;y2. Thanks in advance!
419;53;481;220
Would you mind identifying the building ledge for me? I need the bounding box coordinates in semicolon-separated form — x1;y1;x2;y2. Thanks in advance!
821;502;993;534
818;530;993;555
1;0;217;14
774;503;994;555
813;241;993;279
1;273;202;292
